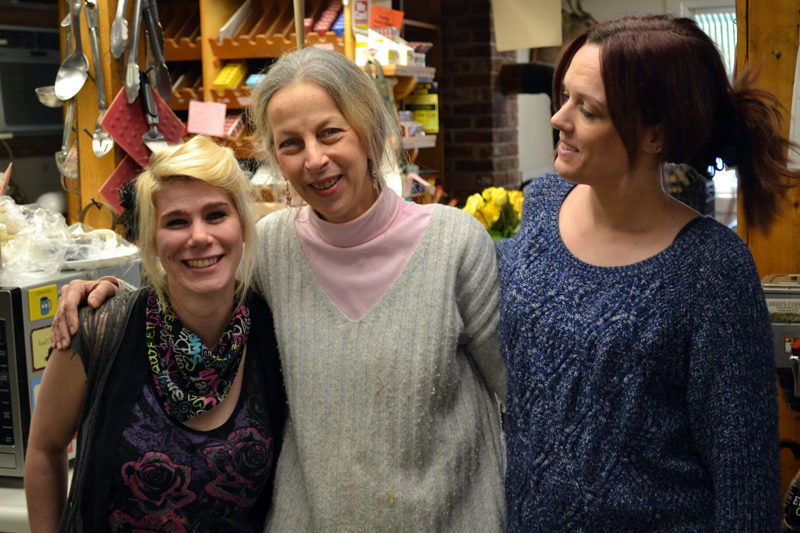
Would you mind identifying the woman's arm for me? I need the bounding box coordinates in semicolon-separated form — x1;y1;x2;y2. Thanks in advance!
24;348;87;533
455;210;507;400
686;247;780;530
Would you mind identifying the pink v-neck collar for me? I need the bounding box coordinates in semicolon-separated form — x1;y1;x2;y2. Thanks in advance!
294;188;435;321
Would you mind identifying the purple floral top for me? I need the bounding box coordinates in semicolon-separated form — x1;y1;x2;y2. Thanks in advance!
105;353;273;532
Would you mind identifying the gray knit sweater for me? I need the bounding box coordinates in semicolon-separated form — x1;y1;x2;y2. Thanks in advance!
255;204;506;532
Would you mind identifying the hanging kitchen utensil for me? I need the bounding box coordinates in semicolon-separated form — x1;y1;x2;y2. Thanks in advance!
142;0;171;102
86;0;115;157
110;0;129;59
55;99;76;177
35;86;64;108
125;0;144;103
140;72;167;153
55;0;90;101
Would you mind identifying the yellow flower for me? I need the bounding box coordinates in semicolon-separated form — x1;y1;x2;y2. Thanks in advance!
481;201;502;227
491;187;508;207
509;190;523;216
463;186;523;240
464;193;490;229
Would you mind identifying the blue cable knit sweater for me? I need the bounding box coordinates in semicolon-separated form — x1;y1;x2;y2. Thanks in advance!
497;174;780;532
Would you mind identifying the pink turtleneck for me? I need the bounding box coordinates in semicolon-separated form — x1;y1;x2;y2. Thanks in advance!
294;188;435;321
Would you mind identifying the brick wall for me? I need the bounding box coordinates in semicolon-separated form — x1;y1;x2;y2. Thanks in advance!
439;0;521;203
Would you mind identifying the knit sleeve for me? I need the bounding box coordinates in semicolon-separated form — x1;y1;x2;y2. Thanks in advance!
452;208;507;400
685;231;780;530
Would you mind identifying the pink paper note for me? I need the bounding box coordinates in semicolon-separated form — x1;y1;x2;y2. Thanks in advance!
187;100;227;137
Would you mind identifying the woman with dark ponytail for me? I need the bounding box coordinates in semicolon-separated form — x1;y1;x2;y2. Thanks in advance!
498;14;791;531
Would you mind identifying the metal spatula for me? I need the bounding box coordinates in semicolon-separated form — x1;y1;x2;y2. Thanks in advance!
140;72;167;153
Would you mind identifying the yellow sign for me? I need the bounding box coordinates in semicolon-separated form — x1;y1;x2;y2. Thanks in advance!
31;327;52;371
27;285;58;322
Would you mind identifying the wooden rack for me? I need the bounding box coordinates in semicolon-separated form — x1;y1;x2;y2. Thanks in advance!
64;0;439;225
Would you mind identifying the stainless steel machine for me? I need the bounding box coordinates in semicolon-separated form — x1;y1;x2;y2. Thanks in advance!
0;262;139;477
764;275;800;411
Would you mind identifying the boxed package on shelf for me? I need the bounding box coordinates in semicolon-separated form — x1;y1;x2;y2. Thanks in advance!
224;113;246;139
246;73;266;91
355;28;415;67
405;92;439;134
213;61;247;92
353;0;371;35
313;0;342;36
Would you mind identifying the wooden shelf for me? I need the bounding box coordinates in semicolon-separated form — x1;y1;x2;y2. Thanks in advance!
366;64;435;82
402;135;436;149
210;31;344;60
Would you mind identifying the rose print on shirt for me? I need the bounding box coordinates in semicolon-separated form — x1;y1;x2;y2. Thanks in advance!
203;428;273;506
120;451;196;515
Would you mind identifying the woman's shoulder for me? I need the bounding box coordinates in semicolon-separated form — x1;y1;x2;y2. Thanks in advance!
429;203;495;244
672;216;761;291
256;206;297;234
522;172;570;197
678;216;753;263
78;288;142;330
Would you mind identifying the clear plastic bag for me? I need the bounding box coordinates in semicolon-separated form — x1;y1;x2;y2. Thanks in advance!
0;197;70;282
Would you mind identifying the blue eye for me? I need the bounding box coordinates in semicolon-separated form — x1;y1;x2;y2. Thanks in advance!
278;138;298;150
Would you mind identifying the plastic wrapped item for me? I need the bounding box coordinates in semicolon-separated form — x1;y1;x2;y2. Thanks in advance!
61;224;138;270
0;196;71;281
0;197;139;285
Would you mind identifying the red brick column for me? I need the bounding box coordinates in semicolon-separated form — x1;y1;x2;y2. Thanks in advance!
439;0;520;202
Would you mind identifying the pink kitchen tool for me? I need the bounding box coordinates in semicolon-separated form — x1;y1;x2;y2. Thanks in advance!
99;155;142;214
101;87;186;168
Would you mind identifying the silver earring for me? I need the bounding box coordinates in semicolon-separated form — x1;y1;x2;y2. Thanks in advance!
284;179;292;206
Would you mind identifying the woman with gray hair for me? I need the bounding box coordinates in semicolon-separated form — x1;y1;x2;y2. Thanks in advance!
52;48;507;531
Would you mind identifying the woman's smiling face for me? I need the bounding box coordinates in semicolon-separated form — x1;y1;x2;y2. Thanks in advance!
550;44;630;185
267;81;375;224
153;179;243;303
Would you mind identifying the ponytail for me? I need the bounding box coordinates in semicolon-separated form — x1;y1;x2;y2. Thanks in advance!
727;70;797;233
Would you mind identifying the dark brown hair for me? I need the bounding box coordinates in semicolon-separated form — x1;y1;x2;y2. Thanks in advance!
553;14;796;232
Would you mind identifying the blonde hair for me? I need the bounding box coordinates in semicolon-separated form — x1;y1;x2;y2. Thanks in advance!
134;135;257;309
248;47;401;182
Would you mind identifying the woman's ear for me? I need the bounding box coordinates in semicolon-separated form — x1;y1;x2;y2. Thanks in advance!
642;124;665;155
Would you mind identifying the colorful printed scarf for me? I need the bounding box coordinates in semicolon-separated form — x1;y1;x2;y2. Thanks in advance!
145;293;250;422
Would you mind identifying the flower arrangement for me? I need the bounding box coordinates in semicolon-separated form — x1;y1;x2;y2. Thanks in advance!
463;187;523;241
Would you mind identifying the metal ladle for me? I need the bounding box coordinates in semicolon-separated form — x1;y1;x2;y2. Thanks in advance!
55;0;89;101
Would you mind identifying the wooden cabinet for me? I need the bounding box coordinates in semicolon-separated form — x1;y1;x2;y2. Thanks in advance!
67;0;441;225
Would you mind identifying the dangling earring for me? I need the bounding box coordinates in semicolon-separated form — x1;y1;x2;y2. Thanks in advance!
284;179;292;206
369;160;381;195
